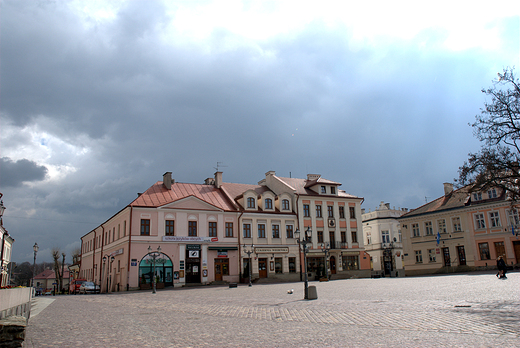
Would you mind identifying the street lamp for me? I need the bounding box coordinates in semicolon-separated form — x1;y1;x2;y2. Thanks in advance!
242;244;254;287
295;227;312;300
147;246;162;294
32;243;39;293
320;242;330;281
102;255;115;293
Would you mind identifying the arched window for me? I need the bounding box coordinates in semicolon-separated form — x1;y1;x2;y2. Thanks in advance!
265;198;273;209
282;199;290;210
247;197;255;209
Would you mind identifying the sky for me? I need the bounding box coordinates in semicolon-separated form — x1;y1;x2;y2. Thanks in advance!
1;0;519;263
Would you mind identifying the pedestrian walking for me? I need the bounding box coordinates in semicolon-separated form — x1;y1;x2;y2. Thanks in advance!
496;256;507;279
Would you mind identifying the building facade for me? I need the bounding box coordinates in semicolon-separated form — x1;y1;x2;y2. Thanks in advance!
0;197;14;288
80;171;371;292
362;202;406;276
400;183;520;276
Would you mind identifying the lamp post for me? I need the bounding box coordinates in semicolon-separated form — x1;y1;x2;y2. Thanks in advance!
295;227;312;300
102;256;107;292
148;246;162;294
61;252;66;294
320;242;330;281
242;244;254;287
32;243;39;293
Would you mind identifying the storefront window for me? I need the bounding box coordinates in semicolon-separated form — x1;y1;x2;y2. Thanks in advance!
342;255;359;270
139;253;173;285
289;257;296;273
275;258;283;273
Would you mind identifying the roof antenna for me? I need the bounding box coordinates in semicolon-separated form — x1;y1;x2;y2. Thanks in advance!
214;162;227;172
425;196;429;203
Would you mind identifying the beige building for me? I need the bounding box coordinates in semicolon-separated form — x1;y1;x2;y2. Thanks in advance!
0;197;14;288
362;202;406;276
399;183;520;276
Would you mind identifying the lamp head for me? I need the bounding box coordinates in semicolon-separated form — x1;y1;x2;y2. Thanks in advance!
305;227;312;239
103;255;107;262
157;246;161;253
294;229;300;240
33;243;39;253
148;246;152;253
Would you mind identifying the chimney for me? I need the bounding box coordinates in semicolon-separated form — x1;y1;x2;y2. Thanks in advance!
214;171;223;189
265;170;276;177
443;182;453;196
163;172;173;190
307;174;321;181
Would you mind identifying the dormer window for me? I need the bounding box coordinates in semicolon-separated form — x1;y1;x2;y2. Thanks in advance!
247;197;256;209
331;187;336;194
487;189;497;199
282;199;290;211
265;198;273;210
321;186;326;194
473;193;482;201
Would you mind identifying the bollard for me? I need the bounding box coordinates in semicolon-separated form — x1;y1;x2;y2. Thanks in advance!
307;285;318;300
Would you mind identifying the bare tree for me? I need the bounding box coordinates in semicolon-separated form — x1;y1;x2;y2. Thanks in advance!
51;248;64;293
458;67;520;202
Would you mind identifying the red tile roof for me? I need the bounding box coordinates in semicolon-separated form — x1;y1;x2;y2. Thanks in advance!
130;182;237;211
34;269;70;280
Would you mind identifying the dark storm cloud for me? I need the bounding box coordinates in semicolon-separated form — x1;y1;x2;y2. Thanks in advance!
0;157;48;187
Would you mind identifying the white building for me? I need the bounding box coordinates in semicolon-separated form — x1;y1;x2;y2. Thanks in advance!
0;197;14;287
362;202;406;277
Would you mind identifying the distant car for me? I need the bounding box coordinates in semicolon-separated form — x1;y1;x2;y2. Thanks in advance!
78;281;100;294
69;279;87;294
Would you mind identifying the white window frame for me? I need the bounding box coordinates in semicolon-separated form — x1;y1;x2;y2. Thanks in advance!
437;219;447;234
452;217;462;232
415;250;423;263
412;223;420;237
489;211;501;228
425;221;433;235
428;249;436;262
475;213;486;229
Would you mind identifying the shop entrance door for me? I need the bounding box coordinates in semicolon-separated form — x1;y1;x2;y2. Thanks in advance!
457;246;466;266
258;258;268;278
514;241;520;264
442;247;451;267
330;256;336;274
494;242;506;259
214;258;229;281
185;258;201;284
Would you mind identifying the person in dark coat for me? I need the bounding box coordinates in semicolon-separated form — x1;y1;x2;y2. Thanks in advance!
496;256;507;279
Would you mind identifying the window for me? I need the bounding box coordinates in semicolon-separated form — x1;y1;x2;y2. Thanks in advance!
425;221;433;235
412;223;420;237
341;231;347;243
272;224;280;238
275;258;283;273
289;257;296;273
258;224;266;238
478;242;490;260
473;192;482;201
282;199;290;211
351;231;358;243
349;207;356;219
488;188;497;199
331;187;336;194
208;222;217;237
508;208;520;226
328;206;334;218
329;231;335;244
316;205;322;218
243;224;251;238
452;217;461;232
489;211;501;227
438;219;446;233
225;222;233;237
317;230;324;243
342;255;359;270
188;221;197;236
415;250;423;263
428;249;436;262
398;230;402;242
321;186;326;193
339;206;345;218
286;225;294;238
247;197;255;209
140;219;150;236
475;213;486;229
381;230;390;244
265;198;273;209
165;220;175;236
303;204;310;217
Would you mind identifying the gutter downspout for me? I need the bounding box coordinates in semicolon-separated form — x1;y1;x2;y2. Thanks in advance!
237;211;244;281
99;226;104;286
126;206;133;291
296;193;302;282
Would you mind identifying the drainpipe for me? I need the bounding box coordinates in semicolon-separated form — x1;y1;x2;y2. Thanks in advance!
237;211;244;281
126;206;133;291
296;193;302;282
99;226;104;286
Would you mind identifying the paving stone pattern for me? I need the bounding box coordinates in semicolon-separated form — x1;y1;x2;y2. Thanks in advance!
24;272;519;347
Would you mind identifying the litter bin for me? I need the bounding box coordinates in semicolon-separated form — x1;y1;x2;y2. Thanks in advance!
307;285;318;300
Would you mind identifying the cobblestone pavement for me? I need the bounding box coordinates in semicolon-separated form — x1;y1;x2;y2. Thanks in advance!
24;272;519;348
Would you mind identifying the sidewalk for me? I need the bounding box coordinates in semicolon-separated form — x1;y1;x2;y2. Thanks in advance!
24;272;520;347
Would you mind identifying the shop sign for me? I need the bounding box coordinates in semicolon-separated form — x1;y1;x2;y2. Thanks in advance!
188;250;200;258
203;269;208;277
131;258;138;266
186;244;201;250
217;251;228;258
436;248;440;254
163;236;214;242
109;248;124;257
254;247;289;253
